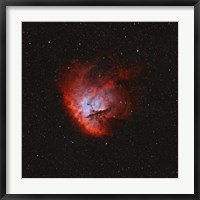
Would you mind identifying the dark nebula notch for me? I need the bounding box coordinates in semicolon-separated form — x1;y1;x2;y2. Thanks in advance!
57;61;145;137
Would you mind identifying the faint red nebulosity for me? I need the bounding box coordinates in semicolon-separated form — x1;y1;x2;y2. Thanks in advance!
57;61;144;137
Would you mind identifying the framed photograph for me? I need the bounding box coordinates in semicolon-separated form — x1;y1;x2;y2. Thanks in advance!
0;0;199;199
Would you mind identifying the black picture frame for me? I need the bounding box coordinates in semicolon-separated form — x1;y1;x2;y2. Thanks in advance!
0;0;199;199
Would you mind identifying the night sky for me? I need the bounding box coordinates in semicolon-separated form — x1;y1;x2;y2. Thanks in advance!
22;22;178;178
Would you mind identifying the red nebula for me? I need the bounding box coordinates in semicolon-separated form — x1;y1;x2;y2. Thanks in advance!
57;61;144;137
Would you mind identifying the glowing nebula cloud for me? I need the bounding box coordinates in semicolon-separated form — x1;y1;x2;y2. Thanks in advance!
57;61;145;137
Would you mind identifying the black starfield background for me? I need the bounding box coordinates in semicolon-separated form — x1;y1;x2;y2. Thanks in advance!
22;22;178;178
